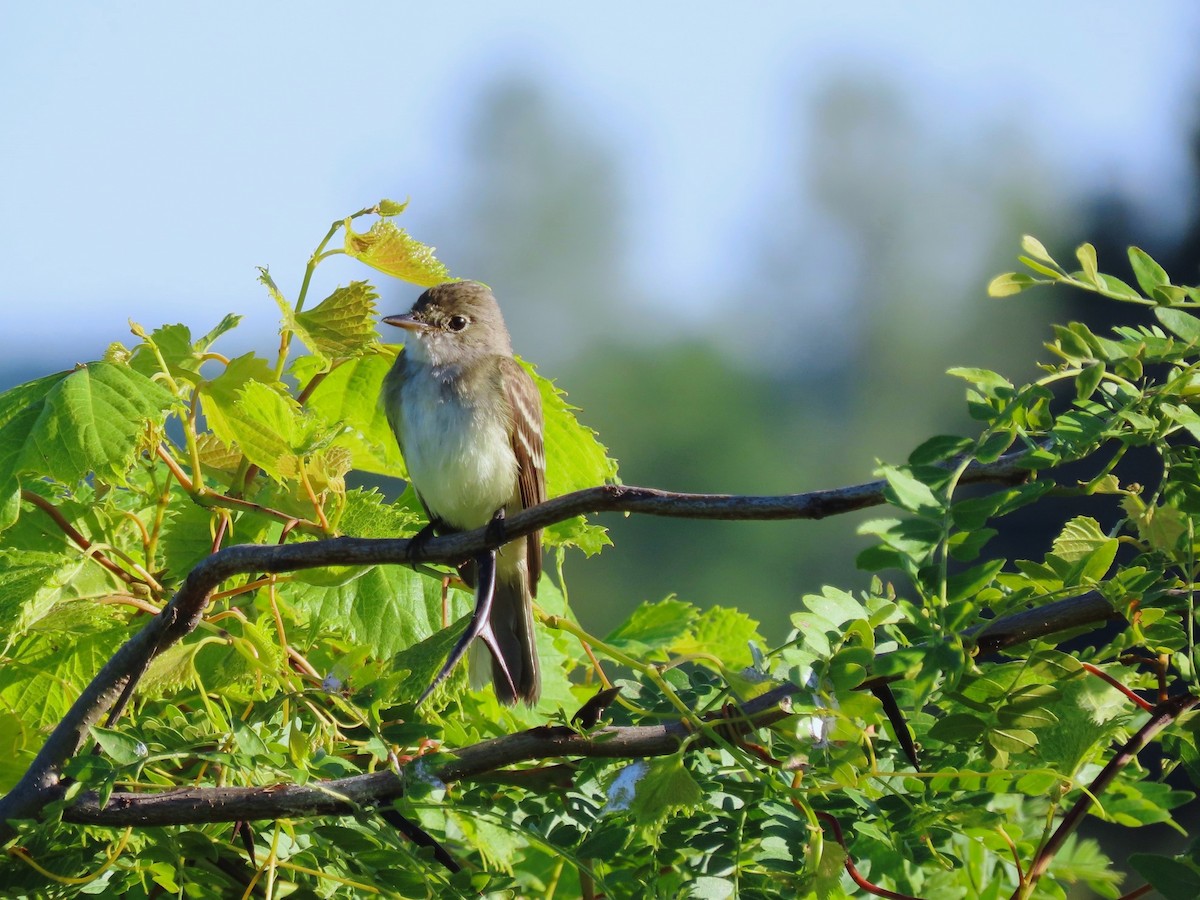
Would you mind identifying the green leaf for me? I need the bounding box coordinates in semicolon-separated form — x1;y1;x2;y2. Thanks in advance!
376;198;410;217
0;362;174;490
293;281;380;364
628;754;703;826
305;351;405;478
528;361;619;553
1129;246;1169;296
1129;853;1200;900
946;367;1013;395
1155;307;1200;343
0;550;84;648
337;488;421;538
221;382;306;482
907;434;973;466
90;725;148;765
343;218;451;287
130;323;204;381
288;563;471;659
927;713;987;742
1051;516;1109;563
1075;362;1105;401
0;604;130;733
385;615;471;707
606;597;699;658
988;727;1037;754
987;272;1042;297
671;605;764;670
879;464;942;516
1020;235;1056;265
197;353;282;451
1075;242;1100;286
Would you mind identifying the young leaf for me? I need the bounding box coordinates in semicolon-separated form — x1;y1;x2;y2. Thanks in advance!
293;281;380;364
987;272;1041;297
304;351;405;477
343;218;451;287
1020;235;1056;265
606;597;699;658
879;464;943;517
1075;242;1100;286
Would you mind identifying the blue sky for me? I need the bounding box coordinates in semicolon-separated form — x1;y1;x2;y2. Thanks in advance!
3;2;1198;369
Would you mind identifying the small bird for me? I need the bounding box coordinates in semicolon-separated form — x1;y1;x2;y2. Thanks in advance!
381;281;544;705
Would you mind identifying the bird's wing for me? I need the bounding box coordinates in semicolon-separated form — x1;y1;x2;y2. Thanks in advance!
499;357;545;594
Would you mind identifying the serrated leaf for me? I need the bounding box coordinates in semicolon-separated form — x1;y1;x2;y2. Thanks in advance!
628;754;703;826
1051;516;1108;563
157;499;217;584
337;488;421;538
198;353;282;449
293;281;380;363
386;616;470;706
288;563;471;659
305;350;404;477
671;605;764;670
0;362;174;492
222;382;304;482
129;323;202;382
1129;246;1169;296
606;597;699;658
0;605;130;733
0;550;83;649
343;218;451;287
525;360;619;553
376;198;409;217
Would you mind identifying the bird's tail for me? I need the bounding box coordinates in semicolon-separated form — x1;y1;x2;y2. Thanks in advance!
468;558;540;705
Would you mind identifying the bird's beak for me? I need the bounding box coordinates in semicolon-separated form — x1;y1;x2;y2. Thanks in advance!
382;313;430;332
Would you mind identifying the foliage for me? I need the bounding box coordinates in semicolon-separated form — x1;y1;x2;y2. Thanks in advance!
2;216;1200;899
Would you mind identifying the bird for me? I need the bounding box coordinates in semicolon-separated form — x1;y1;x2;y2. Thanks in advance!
381;281;544;705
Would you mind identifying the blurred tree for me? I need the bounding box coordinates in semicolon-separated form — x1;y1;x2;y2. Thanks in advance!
437;76;631;362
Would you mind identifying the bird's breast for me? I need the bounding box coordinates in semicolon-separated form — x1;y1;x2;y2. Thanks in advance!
397;370;518;531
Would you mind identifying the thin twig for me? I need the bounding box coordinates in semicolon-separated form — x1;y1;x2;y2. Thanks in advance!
21;490;142;587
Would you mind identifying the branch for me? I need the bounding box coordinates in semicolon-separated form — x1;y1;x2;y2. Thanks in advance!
62;685;800;826
0;448;1035;839
1016;693;1200;898
51;589;1127;831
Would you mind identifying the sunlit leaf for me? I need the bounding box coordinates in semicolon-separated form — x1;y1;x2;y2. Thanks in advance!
343;218;451;287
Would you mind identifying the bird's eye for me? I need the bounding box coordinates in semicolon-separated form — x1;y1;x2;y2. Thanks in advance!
447;315;469;332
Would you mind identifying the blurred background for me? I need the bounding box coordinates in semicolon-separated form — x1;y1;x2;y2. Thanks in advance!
3;2;1200;640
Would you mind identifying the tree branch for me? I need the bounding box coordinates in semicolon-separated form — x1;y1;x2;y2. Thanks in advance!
51;587;1127;831
0;448;1035;840
62;684;801;827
